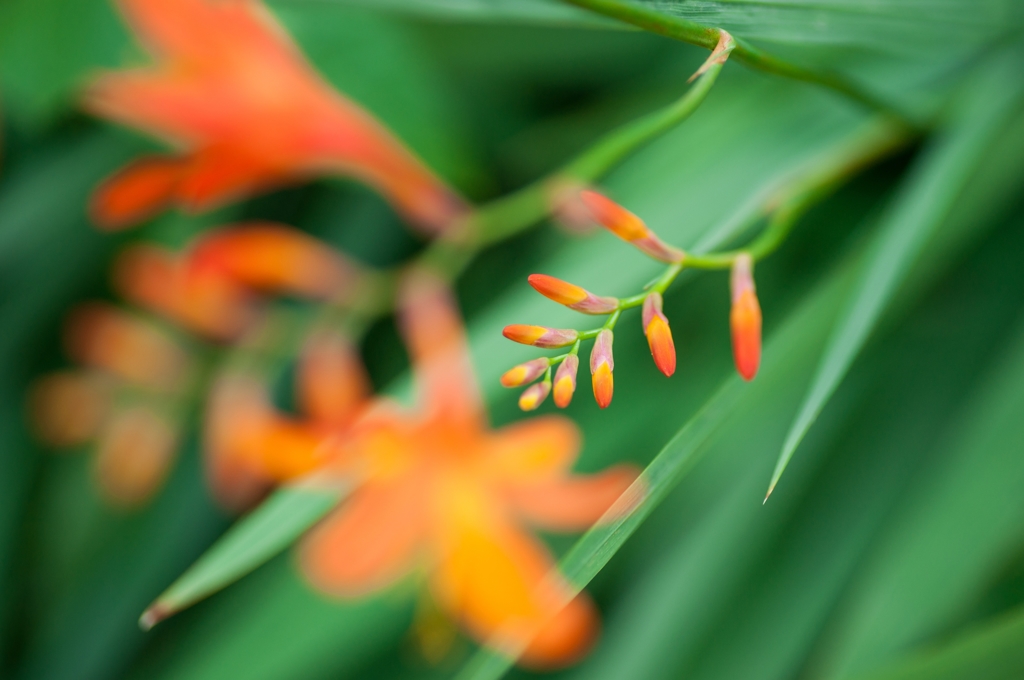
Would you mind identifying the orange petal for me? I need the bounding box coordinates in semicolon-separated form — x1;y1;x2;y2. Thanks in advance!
300;471;428;597
188;222;353;298
113;244;254;340
94;406;178;508
28;372;111;448
298;330;370;426
398;269;483;428
176;146;289;215
431;478;597;668
90;157;182;231
505;465;640;532
64;303;191;392
485;416;581;483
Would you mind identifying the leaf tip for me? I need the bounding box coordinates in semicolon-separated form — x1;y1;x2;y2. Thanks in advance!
139;603;170;631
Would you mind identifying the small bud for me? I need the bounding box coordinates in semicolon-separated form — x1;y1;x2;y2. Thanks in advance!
503;324;579;349
528;274;619;315
590;329;615;409
643;293;676;377
730;254;762;381
553;355;579;408
501;358;550;388
519;380;552;411
578;190;685;264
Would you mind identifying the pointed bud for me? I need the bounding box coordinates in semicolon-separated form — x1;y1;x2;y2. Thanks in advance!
501;358;551;388
519;380;552;411
643;293;676;377
503;325;579;349
553;355;579;408
528;274;618;315
730;254;762;381
590;329;615;409
578;190;685;264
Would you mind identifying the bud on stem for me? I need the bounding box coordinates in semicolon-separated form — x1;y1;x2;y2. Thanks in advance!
590;329;615;409
730;254;762;381
500;358;550;388
642;293;676;377
503;325;579;348
553;355;579;408
578;190;685;264
528;274;618;314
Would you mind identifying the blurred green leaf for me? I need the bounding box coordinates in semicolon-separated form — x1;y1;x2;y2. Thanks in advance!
767;51;1024;501
851;605;1024;680
141;485;346;629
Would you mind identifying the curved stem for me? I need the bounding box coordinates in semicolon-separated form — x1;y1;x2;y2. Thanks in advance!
560;0;915;126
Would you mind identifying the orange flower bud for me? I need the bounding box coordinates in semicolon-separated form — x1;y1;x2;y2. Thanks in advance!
553;355;579;408
90;156;183;231
528;274;618;315
188;223;355;299
519;380;551;411
64;303;191;392
730;254;761;381
503;325;579;349
590;329;614;409
501;358;550;388
578;190;685;264
642;293;676;377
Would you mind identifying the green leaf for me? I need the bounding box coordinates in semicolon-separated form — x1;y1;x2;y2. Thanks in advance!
851;605;1024;680
140;485;346;629
765;50;1024;501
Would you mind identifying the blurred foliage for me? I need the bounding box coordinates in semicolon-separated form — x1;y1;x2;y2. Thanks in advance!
0;1;1023;680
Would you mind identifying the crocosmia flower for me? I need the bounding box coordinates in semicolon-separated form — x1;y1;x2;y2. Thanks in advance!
85;0;466;232
730;254;761;381
299;270;638;667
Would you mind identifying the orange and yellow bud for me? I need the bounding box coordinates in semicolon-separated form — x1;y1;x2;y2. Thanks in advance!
578;190;685;264
528;274;618;315
503;325;579;349
519;380;552;411
501;358;550;388
64;303;191;392
730;254;761;381
642;293;676;377
188;223;355;299
553;355;579;408
590;329;614;409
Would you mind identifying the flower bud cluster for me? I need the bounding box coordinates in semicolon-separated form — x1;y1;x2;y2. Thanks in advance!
500;189;763;410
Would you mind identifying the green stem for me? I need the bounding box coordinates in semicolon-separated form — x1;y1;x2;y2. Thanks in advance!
560;0;914;125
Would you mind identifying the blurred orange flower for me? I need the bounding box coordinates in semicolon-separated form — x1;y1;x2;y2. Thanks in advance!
298;270;638;668
85;0;466;232
114;222;357;341
205;329;370;510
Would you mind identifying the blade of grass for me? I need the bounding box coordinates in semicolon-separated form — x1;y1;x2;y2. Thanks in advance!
765;51;1024;501
139;484;347;629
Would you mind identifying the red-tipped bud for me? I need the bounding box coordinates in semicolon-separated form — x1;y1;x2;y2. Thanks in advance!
730;254;762;381
501;358;550;388
553;355;579;408
643;293;676;377
578;190;685;264
519;380;551;411
590;329;615;409
503;325;579;349
528;274;618;315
